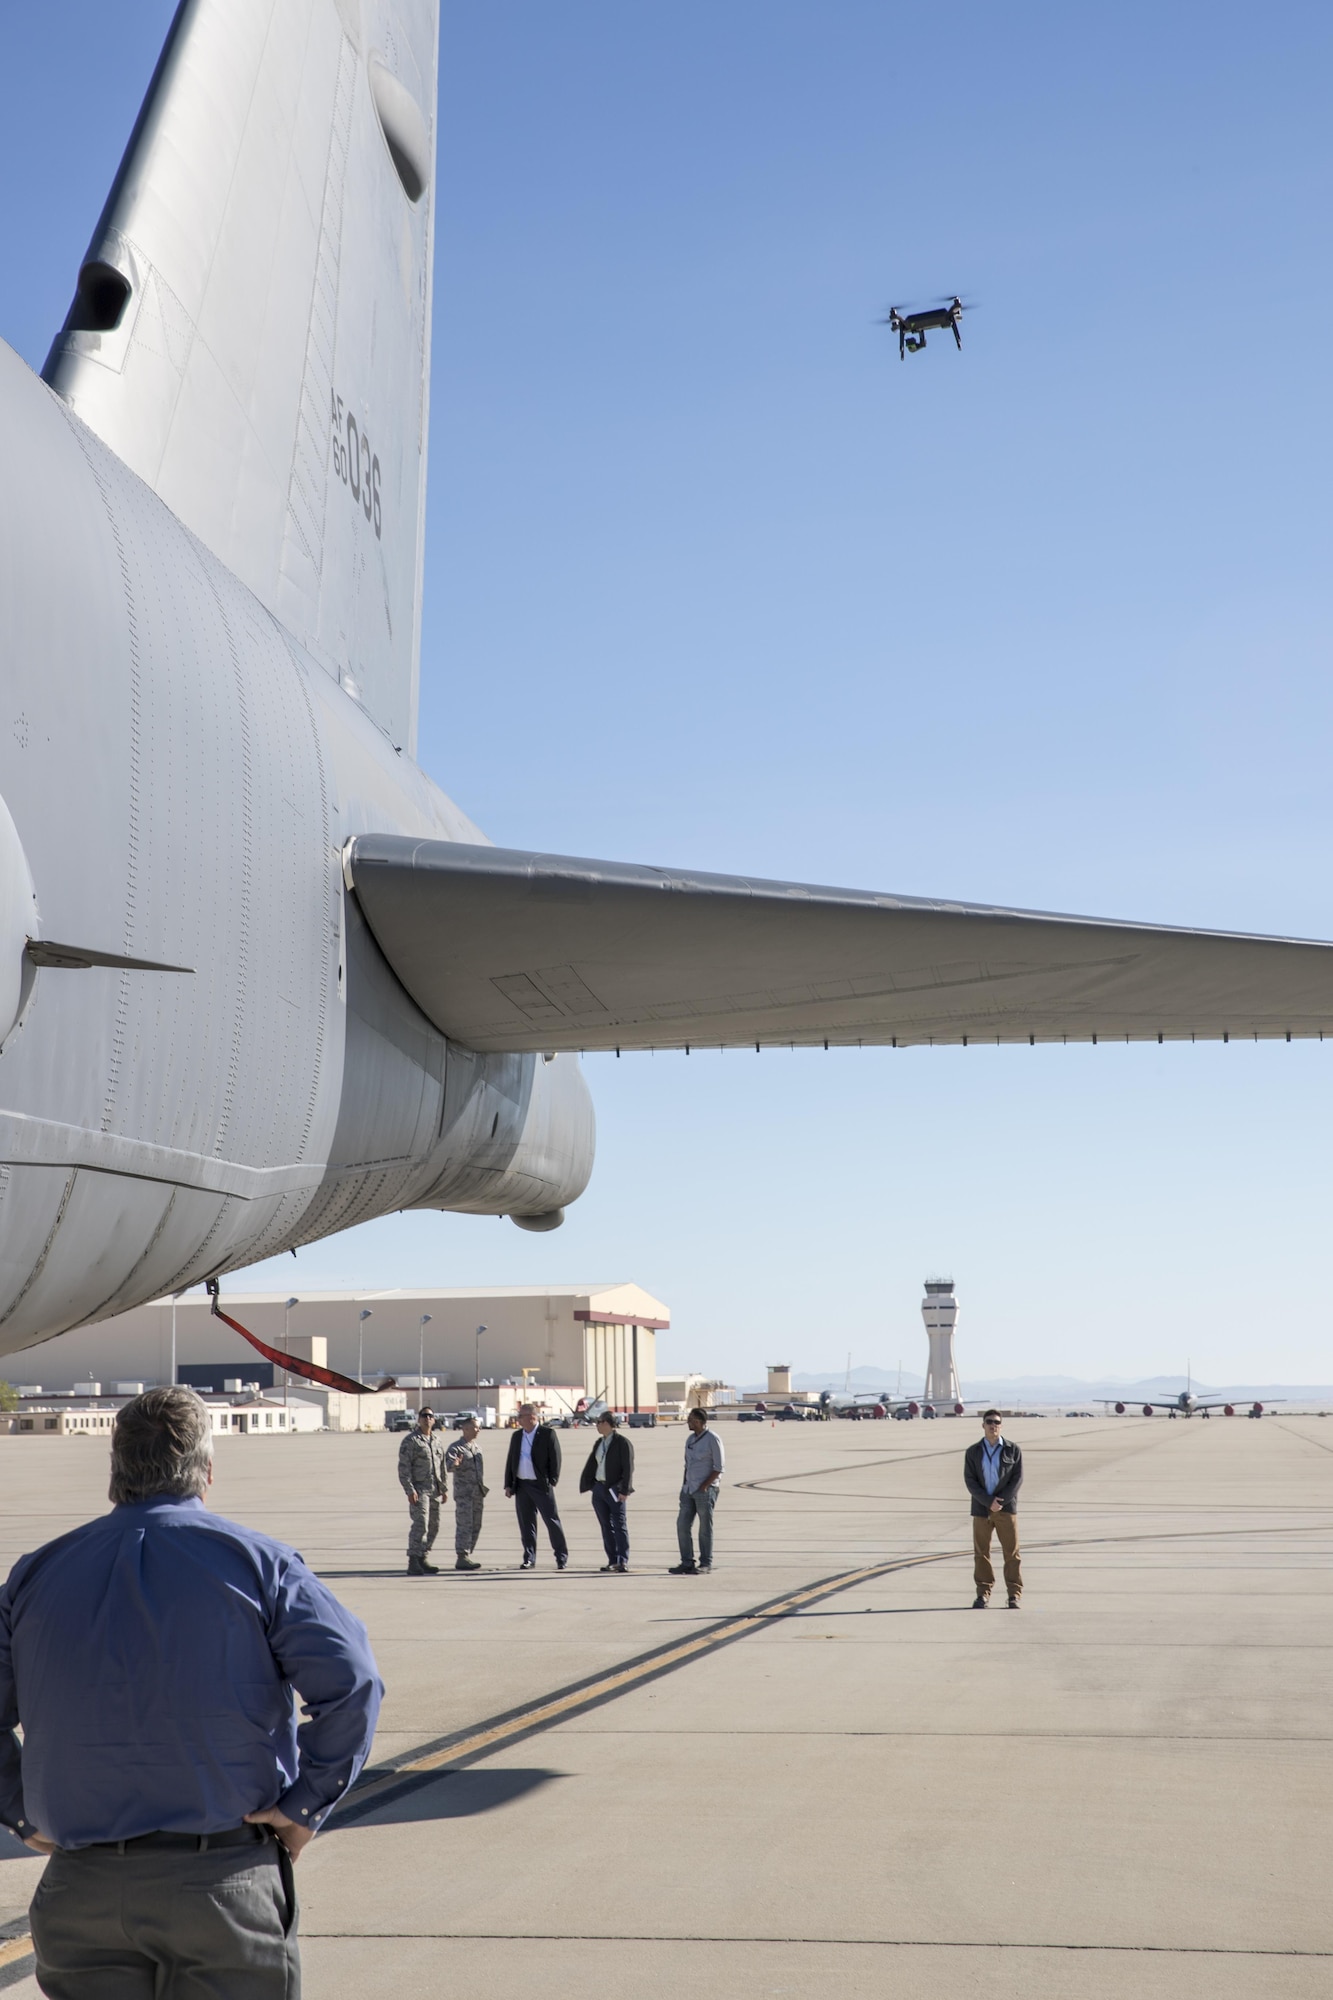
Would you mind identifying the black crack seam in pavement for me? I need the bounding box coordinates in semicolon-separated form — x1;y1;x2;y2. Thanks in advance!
732;1418;1165;1491
300;1931;1333;1956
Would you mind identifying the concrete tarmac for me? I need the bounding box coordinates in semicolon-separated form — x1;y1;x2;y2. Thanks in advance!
0;1412;1330;1995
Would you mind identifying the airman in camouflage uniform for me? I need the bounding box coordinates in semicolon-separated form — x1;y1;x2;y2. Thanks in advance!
445;1417;488;1570
398;1407;446;1576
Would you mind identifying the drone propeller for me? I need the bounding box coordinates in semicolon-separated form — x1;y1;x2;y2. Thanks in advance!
939;295;980;310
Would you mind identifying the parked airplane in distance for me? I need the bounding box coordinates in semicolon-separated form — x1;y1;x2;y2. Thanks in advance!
1107;1372;1279;1418
2;0;1333;1353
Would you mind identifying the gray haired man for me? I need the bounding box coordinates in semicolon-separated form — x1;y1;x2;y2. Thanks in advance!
0;1387;381;1998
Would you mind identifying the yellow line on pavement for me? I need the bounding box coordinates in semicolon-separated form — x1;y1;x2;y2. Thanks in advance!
343;1550;957;1810
0;1932;32;1970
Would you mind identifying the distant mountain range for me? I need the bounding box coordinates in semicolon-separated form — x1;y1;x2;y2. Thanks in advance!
768;1368;1333;1402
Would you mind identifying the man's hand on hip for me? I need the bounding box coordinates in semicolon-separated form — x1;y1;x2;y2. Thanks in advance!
23;1831;57;1855
244;1807;315;1862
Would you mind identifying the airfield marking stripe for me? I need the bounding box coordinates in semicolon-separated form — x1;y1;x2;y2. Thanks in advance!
0;1934;32;1971
331;1550;958;1821
334;1509;1330;1824
331;1474;1333;1829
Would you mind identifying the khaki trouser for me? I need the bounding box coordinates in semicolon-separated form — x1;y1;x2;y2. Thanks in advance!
972;1510;1021;1598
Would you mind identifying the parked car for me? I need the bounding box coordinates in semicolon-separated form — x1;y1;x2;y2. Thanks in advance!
384;1410;412;1432
626;1411;657;1428
736;1407;766;1423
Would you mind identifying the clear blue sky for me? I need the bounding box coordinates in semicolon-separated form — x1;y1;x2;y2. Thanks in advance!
4;4;1332;1386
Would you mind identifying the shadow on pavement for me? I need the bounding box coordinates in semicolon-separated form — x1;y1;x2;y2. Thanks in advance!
334;1766;564;1830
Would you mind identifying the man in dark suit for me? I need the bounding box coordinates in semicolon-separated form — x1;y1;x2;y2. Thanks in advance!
579;1412;635;1572
964;1410;1023;1608
503;1403;569;1570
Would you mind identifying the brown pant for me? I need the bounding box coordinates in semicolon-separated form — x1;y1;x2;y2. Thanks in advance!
972;1510;1021;1598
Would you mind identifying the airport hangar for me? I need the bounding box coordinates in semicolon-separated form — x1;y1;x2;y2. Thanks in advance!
0;1284;668;1421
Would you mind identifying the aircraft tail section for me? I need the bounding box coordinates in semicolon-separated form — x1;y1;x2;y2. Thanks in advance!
43;0;438;754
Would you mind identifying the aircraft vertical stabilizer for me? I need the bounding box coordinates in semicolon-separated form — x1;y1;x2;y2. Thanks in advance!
43;0;438;755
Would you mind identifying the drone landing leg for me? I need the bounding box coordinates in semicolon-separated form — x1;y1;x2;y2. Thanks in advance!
952;321;962;349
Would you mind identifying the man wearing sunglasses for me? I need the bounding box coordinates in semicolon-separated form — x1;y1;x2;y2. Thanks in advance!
964;1410;1023;1608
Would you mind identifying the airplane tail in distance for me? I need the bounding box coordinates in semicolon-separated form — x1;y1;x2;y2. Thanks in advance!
43;0;438;755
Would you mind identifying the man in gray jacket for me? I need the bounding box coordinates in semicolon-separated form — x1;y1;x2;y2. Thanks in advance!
670;1408;724;1574
398;1407;446;1577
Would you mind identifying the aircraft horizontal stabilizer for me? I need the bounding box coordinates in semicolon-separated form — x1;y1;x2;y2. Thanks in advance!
344;838;1333;1053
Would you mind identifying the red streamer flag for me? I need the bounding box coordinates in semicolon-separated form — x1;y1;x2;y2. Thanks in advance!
206;1285;392;1396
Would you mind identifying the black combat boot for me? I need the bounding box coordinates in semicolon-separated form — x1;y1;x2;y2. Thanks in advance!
407;1556;429;1576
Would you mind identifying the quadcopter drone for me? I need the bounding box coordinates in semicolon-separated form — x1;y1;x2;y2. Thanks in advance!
882;296;970;359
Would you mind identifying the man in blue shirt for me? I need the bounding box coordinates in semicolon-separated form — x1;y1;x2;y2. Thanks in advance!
0;1386;383;1997
963;1409;1024;1608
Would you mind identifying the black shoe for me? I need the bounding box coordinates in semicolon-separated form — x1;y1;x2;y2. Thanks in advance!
455;1557;481;1571
669;1563;698;1575
556;1555;569;1570
599;1562;618;1573
520;1555;535;1569
614;1562;629;1573
972;1593;989;1608
407;1558;430;1577
1008;1595;1021;1609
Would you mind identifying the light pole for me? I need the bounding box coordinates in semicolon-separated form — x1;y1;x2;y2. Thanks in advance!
283;1297;298;1410
358;1308;373;1386
475;1324;487;1412
418;1313;433;1412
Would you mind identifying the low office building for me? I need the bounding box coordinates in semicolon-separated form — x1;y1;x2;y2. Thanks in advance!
0;1283;668;1416
9;1392;325;1438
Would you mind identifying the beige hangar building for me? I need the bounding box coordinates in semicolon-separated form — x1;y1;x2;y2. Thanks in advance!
0;1282;669;1419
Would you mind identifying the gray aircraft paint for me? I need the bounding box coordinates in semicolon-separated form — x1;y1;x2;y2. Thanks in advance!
0;0;592;1347
0;0;1329;1349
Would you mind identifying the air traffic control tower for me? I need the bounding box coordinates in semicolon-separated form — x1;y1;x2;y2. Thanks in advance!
922;1278;963;1407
